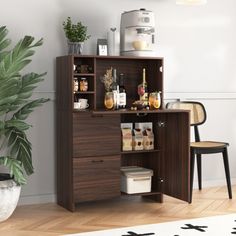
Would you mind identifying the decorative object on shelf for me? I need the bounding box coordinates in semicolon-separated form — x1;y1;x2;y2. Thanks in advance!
0;26;49;222
73;78;79;92
100;67;113;92
97;39;108;56
107;27;120;56
176;0;207;4
63;17;90;55
149;91;161;110
79;78;88;91
104;92;114;110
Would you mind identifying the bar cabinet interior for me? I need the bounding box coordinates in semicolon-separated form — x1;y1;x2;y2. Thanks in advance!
56;55;190;211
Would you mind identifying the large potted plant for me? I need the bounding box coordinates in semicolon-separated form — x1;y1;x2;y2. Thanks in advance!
0;26;49;222
63;17;90;54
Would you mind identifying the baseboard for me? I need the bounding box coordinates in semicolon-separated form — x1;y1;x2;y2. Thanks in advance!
18;193;56;206
17;178;236;205
193;177;236;189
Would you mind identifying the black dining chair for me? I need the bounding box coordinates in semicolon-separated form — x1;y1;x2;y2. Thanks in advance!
166;101;232;203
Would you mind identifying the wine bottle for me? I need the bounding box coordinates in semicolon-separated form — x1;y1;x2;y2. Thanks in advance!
110;68;119;109
138;68;148;106
119;73;126;109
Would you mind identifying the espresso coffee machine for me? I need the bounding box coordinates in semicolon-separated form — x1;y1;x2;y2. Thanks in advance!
120;8;155;56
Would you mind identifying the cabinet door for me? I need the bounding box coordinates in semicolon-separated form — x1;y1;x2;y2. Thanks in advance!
156;112;190;202
73;113;121;157
73;155;121;202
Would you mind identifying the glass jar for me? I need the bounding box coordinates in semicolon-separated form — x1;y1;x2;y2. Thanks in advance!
79;78;88;91
149;91;161;109
73;78;79;92
104;92;114;110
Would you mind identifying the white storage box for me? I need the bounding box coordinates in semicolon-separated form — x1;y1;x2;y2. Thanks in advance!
120;166;153;194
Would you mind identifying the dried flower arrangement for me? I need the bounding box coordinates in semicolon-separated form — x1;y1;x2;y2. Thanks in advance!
100;67;113;91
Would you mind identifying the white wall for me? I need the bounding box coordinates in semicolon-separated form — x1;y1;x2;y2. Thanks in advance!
2;0;236;204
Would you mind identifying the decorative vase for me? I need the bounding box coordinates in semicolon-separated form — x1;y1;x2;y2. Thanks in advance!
0;174;21;222
68;41;84;55
107;28;120;56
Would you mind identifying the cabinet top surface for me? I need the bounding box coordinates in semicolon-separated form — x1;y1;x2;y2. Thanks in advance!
57;55;164;60
74;109;190;115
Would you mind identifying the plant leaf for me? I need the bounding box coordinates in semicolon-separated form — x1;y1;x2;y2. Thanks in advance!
5;119;31;131
0;156;26;185
13;98;49;120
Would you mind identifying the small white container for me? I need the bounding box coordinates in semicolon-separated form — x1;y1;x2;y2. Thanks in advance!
121;166;153;194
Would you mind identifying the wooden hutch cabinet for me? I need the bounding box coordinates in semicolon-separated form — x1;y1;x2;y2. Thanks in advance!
56;55;190;212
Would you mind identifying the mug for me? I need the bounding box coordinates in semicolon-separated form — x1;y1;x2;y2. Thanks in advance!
74;102;81;110
78;98;89;109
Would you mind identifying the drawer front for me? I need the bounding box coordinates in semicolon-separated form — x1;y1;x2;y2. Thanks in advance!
73;155;121;202
73;113;121;157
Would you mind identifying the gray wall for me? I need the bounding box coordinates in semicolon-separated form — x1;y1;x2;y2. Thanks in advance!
2;0;236;204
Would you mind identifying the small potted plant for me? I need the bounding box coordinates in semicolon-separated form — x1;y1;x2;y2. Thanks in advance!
63;17;90;54
0;26;49;222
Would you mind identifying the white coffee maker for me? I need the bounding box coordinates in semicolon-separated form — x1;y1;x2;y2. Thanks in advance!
120;9;155;56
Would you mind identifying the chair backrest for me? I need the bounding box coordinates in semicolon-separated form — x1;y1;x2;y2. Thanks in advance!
166;101;207;142
166;101;206;126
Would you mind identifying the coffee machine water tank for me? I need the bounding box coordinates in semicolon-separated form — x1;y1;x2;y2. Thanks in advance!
120;9;155;56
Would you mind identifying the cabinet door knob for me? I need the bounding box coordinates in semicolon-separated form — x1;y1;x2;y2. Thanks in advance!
157;121;166;127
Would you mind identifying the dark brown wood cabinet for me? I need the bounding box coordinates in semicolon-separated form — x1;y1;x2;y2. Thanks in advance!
56;55;190;211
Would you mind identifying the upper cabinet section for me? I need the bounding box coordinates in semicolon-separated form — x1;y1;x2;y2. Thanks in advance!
56;55;163;112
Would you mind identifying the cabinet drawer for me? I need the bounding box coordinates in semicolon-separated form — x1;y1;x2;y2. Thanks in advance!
73;155;121;202
73;113;121;157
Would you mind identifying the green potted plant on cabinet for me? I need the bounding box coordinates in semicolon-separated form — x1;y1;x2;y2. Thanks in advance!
0;26;49;222
63;17;90;54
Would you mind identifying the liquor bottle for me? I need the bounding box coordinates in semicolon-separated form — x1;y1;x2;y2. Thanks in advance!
138;68;148;106
110;68;119;109
119;73;126;109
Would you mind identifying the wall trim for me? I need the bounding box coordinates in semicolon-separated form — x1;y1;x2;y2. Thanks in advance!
18;193;56;206
165;92;236;100
17;178;236;206
193;177;236;189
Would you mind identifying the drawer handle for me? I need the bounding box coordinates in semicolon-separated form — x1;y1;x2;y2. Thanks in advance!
91;160;104;163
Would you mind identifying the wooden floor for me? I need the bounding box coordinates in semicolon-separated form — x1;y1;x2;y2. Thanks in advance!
0;185;236;236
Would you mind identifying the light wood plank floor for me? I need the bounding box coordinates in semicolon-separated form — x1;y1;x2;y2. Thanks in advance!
0;185;236;236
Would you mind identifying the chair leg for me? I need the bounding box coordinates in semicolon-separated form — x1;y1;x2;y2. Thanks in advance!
222;147;232;199
190;149;195;203
196;154;202;190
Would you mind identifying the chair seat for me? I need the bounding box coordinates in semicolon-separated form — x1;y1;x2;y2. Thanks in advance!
191;141;229;149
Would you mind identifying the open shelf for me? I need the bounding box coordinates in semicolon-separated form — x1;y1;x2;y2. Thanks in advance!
74;73;95;76
75;91;95;94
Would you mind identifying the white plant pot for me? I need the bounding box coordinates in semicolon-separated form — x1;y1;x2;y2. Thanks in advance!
0;178;21;222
